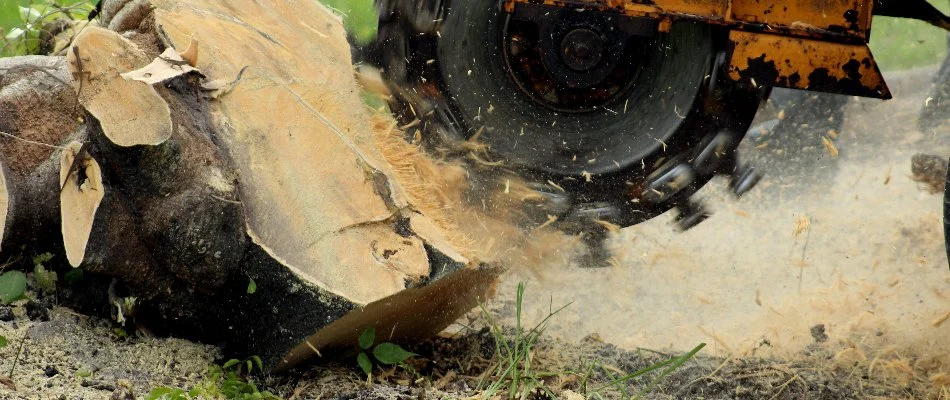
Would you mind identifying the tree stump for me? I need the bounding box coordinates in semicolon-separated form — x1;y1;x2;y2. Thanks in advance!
0;0;500;371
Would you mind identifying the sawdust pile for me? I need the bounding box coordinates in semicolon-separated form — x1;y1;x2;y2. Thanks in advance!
371;113;581;273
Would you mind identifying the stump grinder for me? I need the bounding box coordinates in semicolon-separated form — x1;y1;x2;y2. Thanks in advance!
368;0;950;236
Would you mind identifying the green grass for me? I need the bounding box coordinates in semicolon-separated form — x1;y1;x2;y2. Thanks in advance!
146;356;280;400
478;283;704;400
478;283;570;399
318;0;377;44
869;0;949;71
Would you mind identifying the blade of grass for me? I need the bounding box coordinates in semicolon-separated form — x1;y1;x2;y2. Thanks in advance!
632;343;706;400
600;364;630;399
589;357;677;393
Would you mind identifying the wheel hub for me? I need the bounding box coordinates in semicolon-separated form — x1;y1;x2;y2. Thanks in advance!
561;29;604;72
503;6;644;112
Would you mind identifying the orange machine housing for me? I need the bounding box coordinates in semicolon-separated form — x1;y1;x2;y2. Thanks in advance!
505;0;892;98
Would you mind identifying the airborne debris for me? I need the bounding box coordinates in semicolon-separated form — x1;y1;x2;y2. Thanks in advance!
933;311;950;328
810;324;828;343
794;216;810;237
594;219;621;233
910;153;948;194
821;136;839;158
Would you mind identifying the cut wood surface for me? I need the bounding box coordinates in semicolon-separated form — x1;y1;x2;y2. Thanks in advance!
59;141;102;267
67;26;172;147
153;0;466;305
0;0;500;370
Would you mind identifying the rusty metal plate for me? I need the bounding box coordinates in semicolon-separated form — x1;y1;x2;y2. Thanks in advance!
507;0;874;41
730;0;872;38
642;0;725;17
504;0;726;18
727;30;890;99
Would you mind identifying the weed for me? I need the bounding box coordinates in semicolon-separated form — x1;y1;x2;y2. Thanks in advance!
7;336;25;378
31;252;56;293
0;334;6;348
478;282;570;400
478;283;705;400
0;270;26;305
356;325;418;379
146;356;280;400
62;268;83;286
112;327;128;341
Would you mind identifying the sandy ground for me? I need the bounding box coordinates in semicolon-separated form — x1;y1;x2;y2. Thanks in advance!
497;65;950;380
0;306;219;399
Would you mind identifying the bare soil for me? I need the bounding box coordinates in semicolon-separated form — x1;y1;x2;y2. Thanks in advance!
0;302;934;399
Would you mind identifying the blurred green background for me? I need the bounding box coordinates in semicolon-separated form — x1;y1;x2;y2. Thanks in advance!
0;1;89;35
0;0;947;70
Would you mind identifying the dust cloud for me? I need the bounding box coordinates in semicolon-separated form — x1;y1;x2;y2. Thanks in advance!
492;65;950;377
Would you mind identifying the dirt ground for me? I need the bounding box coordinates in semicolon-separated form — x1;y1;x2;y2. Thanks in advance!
0;302;939;399
0;66;947;399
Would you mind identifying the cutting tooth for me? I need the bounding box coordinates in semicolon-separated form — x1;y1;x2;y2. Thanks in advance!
675;200;710;231
729;163;763;198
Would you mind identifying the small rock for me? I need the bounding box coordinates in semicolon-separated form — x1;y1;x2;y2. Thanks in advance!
110;386;135;400
80;379;115;391
25;300;50;321
561;390;585;400
44;365;60;377
0;376;16;391
0;306;13;321
810;323;828;343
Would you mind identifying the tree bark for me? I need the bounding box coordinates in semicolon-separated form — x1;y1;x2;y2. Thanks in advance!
0;56;78;258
